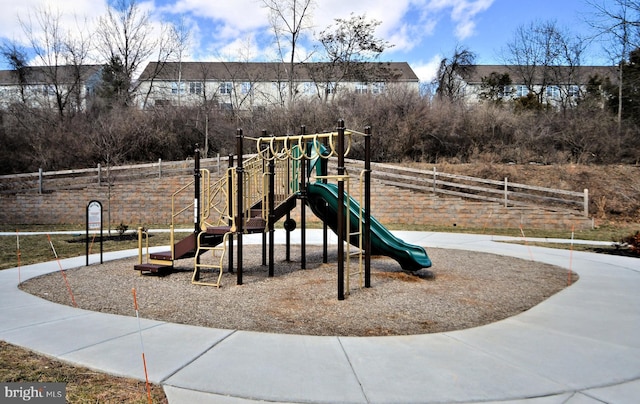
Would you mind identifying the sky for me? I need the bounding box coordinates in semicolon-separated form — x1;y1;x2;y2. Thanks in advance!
0;0;609;82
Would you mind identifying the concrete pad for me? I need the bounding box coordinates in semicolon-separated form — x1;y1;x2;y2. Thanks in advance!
61;323;234;383
339;334;566;403
563;392;610;403
583;379;640;403
446;319;640;390
483;393;574;404
163;385;298;403
516;297;640;349
165;331;367;404
0;297;91;334
0;311;162;357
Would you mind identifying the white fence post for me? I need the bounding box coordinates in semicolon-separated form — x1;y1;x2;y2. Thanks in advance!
432;167;437;193
158;158;162;178
504;177;508;207
584;188;589;217
38;168;43;194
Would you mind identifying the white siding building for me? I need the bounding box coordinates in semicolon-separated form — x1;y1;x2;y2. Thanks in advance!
136;61;420;110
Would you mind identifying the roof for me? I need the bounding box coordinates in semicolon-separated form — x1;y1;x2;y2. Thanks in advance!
0;65;103;85
460;65;618;85
138;61;419;83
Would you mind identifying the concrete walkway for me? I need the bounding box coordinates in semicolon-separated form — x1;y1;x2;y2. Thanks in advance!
1;230;639;403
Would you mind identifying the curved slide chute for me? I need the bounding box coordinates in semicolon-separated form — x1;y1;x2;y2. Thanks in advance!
306;182;432;271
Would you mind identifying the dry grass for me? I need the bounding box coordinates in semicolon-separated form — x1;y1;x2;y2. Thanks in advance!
0;341;167;403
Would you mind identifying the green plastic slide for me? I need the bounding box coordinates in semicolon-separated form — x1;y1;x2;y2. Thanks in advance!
306;182;432;271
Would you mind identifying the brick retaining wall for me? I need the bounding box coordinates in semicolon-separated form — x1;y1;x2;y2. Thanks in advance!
0;173;592;231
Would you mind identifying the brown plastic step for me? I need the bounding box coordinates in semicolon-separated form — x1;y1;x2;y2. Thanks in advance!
150;251;173;261
245;217;266;233
206;226;232;235
134;263;172;273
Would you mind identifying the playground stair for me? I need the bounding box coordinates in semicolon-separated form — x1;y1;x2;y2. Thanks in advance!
133;204;282;276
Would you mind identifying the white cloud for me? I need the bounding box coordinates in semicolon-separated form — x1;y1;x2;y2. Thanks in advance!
425;0;494;40
0;0;107;42
411;54;442;82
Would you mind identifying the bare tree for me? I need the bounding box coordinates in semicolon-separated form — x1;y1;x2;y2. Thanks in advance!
262;0;315;108
17;5;94;117
434;45;476;102
95;0;162;106
312;13;394;102
586;0;640;125
139;17;192;109
0;42;30;104
501;20;584;105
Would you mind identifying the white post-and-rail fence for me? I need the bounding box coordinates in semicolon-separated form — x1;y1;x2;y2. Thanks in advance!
0;155;224;195
353;160;589;217
1;156;589;218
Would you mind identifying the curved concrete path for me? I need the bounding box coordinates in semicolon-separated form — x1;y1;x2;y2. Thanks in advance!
1;230;639;403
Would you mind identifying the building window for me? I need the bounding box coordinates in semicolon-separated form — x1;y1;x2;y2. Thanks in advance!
171;82;185;94
302;82;315;94
499;85;512;98
325;82;336;95
241;82;252;94
546;85;560;99
515;85;529;97
568;85;580;97
372;82;385;94
42;84;56;96
189;82;202;95
219;82;233;94
355;82;368;94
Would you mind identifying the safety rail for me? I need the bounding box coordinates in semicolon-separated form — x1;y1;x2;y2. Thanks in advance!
169;168;211;259
136;227;151;268
203;172;231;228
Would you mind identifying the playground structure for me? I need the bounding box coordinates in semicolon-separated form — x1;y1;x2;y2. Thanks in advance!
134;120;431;300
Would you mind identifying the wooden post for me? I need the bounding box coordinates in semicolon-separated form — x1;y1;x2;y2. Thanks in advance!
583;189;589;217
504;177;508;208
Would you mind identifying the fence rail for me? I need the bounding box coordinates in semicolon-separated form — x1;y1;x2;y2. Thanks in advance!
345;160;589;217
0;155;225;194
1;156;589;218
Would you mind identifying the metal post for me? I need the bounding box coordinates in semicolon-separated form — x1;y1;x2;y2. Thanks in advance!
267;130;276;277
337;120;345;300
300;125;307;270
285;144;291;262
227;154;234;273
158;158;162;178
322;136;328;264
364;127;372;288
236;129;244;285
194;146;201;235
194;146;201;272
